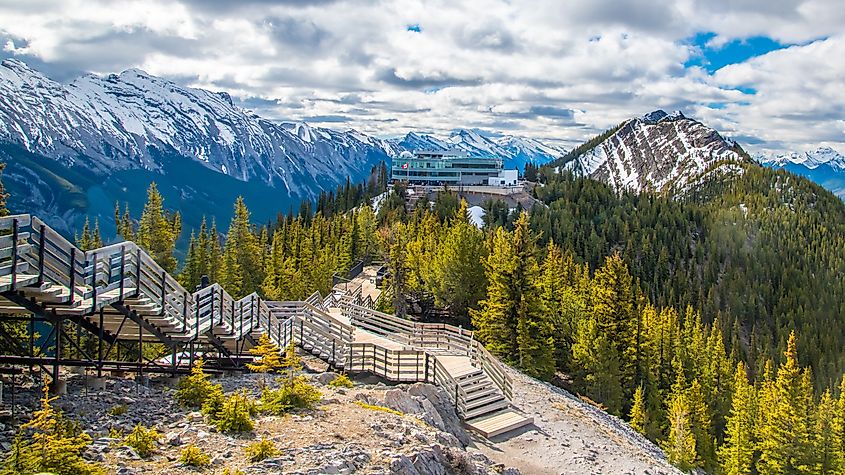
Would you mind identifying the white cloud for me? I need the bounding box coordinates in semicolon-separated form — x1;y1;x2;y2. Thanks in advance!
0;0;842;153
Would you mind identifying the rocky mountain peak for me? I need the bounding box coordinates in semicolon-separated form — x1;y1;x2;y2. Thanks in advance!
561;110;747;193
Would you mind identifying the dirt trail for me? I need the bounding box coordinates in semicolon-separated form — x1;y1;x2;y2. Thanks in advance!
469;367;681;475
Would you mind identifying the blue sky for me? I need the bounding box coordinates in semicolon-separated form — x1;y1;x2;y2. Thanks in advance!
0;0;843;153
686;33;790;74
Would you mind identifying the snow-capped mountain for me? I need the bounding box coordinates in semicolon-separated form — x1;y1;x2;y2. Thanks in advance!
393;129;566;171
0;59;402;235
560;110;749;193
757;146;845;199
757;146;845;171
0;59;398;193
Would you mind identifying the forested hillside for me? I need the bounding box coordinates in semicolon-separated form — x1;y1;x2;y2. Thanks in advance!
530;164;845;390
4;142;845;473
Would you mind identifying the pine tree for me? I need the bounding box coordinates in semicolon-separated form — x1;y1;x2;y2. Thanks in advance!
472;212;553;378
247;333;283;386
432;200;486;318
91;218;102;249
718;362;757;475
815;389;842;474
572;316;624;414
687;378;714;469
135;183;179;272
76;217;94;251
3;382;105;475
220;197;263;299
663;370;698;471
629;385;649;436
590;253;638;394
757;332;816;475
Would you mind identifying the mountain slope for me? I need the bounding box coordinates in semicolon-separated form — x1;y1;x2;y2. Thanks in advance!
757;146;845;199
393;129;566;171
0;59;399;235
558;110;749;193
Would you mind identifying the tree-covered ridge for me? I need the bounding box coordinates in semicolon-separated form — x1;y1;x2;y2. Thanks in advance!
530;163;845;390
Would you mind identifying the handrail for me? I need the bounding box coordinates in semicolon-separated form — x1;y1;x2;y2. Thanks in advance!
0;213;516;411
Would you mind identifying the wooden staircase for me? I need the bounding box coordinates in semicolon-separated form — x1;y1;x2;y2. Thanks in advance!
0;214;532;438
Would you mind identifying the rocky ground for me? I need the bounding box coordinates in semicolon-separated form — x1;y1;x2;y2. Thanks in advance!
470;367;681;475
0;355;680;475
0;357;516;475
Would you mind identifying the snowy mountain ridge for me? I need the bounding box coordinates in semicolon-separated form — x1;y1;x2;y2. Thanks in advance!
756;146;845;199
392;128;567;170
560;109;749;193
756;146;845;171
0;58;402;197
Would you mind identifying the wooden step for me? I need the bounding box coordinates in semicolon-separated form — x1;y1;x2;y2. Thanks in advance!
464;386;500;401
462;398;510;420
464;392;505;411
465;409;533;438
0;273;39;291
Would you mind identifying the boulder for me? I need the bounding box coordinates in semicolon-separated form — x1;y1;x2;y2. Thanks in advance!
315;372;339;385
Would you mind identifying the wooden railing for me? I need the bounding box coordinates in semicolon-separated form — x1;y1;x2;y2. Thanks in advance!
0;213;516;408
346;343;434;382
470;340;513;400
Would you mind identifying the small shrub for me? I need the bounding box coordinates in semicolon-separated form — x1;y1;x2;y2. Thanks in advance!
328;373;354;388
176;359;223;408
108;427;124;439
2;383;105;475
123;424;161;458
179;444;210;467
353;400;404;416
200;383;225;420
247;333;283;385
260;376;322;415
222;468;245;475
212;390;255;433
244;438;279;462
108;404;128;416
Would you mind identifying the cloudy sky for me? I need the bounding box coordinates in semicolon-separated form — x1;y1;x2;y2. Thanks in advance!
1;0;843;153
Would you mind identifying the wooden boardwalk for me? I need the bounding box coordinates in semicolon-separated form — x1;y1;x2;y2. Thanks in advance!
0;214;532;438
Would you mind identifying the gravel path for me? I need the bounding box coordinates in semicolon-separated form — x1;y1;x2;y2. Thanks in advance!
469;367;681;475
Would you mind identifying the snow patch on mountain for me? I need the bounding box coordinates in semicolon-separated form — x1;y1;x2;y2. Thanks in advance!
561;110;748;194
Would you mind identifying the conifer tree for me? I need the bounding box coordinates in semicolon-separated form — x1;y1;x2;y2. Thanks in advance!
718;362;757;475
247;333;283;386
590;253;638;393
91;218;102;249
220;197;263;299
757;332;815;474
472;212;553;378
432;200;486;318
76;217;94;251
815;389;842;474
572;316;624;414
135;183;179;272
687;378;714;469
663;370;698;471
629;385;649;436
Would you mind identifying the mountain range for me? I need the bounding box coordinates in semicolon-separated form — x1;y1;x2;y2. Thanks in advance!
392;129;567;171
0;59;563;237
756;146;845;199
557;109;750;194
